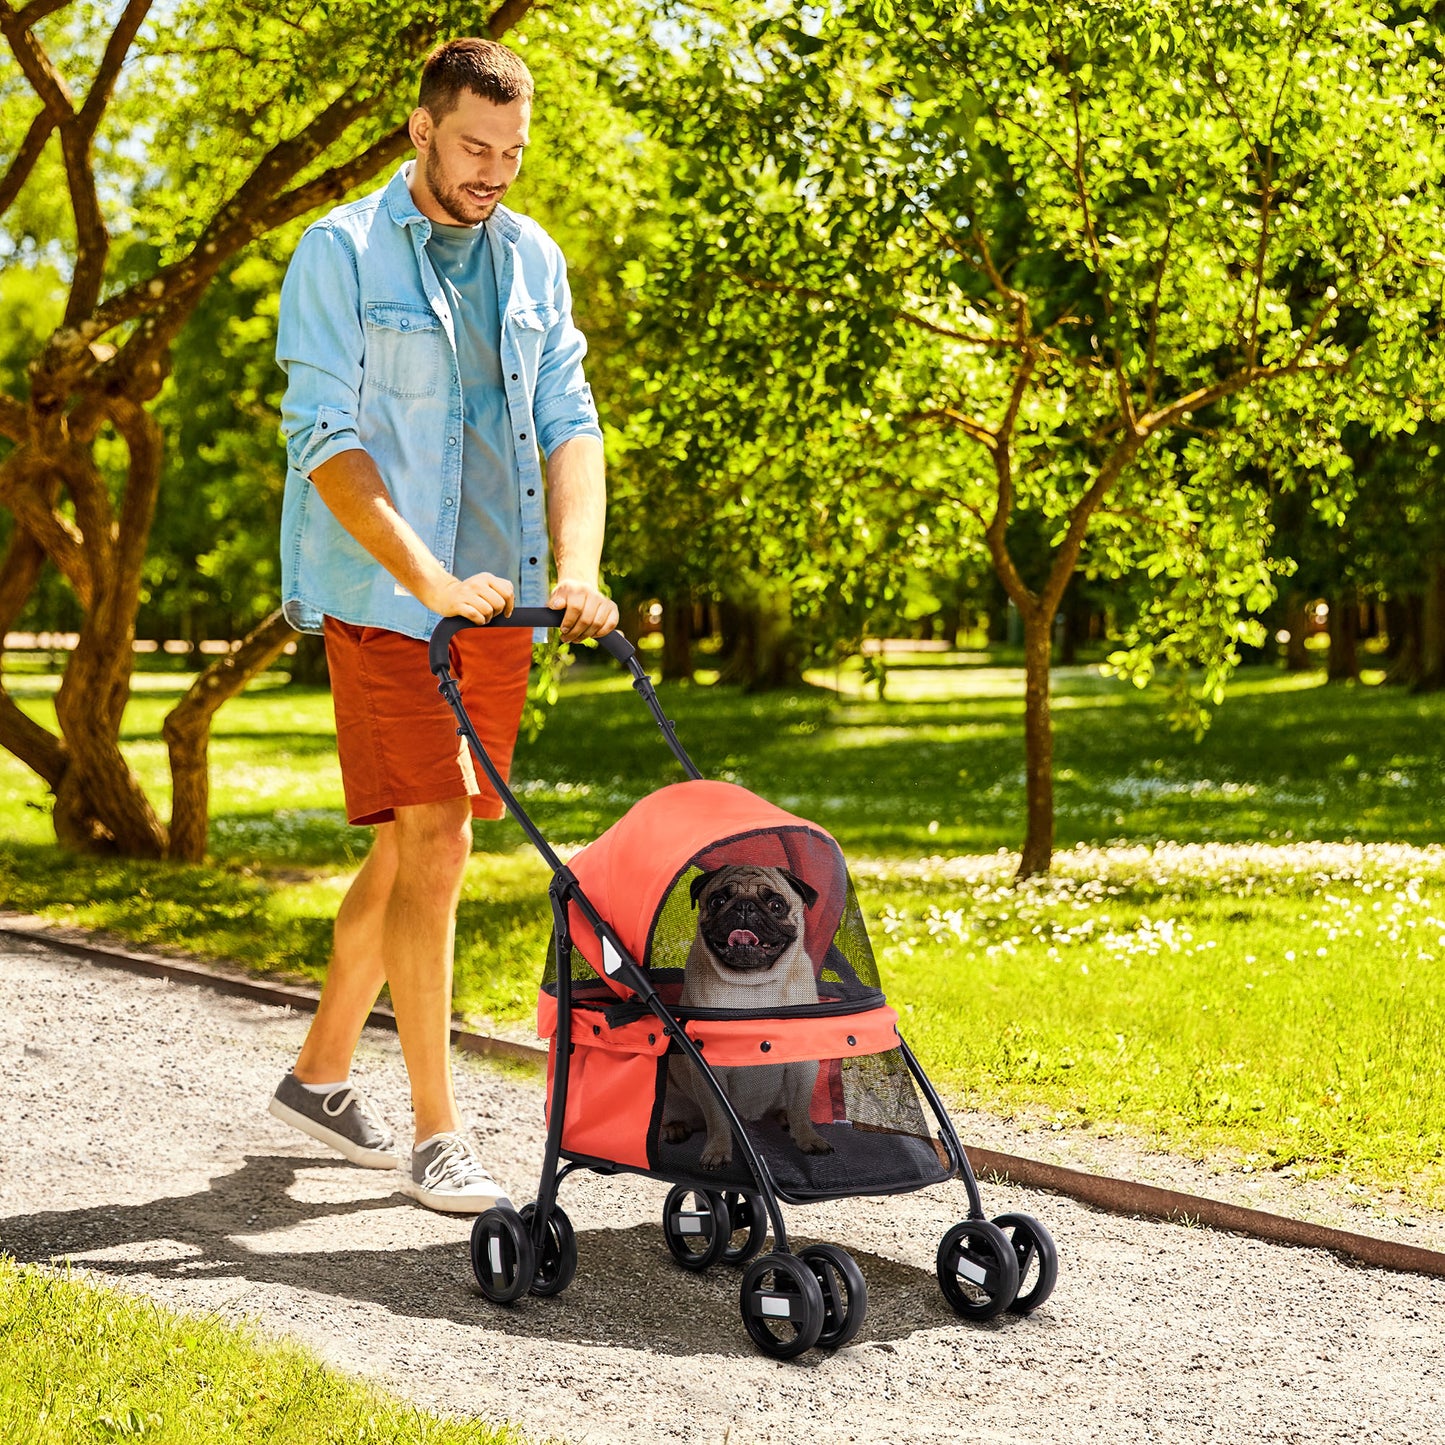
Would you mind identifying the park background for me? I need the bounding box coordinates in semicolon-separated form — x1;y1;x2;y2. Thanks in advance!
2;0;1445;1434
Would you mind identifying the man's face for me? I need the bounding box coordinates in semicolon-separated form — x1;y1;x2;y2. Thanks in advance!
409;90;530;226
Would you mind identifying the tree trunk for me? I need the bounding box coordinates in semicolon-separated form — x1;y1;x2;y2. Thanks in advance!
1384;593;1422;685
717;592;803;691
1327;590;1359;682
1018;607;1055;878
1419;556;1445;693
163;610;295;861
285;630;330;687
660;593;693;682
1284;594;1312;671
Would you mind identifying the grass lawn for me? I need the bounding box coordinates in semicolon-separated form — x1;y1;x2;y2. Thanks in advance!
1;647;1443;1204
0;1257;518;1444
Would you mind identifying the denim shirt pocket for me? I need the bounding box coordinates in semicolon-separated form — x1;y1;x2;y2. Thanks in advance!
508;303;559;356
363;301;445;399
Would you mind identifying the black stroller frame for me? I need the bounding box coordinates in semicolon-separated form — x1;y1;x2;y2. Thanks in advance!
430;610;1058;1357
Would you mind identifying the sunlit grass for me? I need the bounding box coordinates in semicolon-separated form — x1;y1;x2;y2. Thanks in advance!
3;651;1445;1199
0;1258;520;1444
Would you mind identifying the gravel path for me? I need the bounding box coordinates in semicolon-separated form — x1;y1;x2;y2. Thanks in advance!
3;936;1443;1444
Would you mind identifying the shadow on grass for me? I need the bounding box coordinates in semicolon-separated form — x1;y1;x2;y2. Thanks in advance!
0;1155;984;1357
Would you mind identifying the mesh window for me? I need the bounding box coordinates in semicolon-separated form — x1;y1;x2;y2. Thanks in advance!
656;1047;951;1200
646;829;882;1009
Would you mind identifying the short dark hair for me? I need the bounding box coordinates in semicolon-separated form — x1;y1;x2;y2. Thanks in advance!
418;38;534;118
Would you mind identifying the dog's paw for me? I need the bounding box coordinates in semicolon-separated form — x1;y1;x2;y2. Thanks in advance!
661;1121;694;1144
700;1143;733;1170
796;1131;833;1156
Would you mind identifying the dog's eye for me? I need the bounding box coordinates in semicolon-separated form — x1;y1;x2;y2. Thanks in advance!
706;888;731;911
766;894;787;915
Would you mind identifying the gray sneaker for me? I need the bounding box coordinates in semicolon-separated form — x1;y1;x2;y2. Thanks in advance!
399;1131;511;1214
267;1073;398;1168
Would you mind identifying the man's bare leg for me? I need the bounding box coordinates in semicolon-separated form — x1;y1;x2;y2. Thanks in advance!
293;825;399;1085
381;796;473;1143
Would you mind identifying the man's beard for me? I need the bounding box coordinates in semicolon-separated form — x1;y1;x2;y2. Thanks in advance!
424;146;504;225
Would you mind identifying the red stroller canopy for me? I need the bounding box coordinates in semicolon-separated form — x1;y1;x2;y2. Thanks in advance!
566;779;849;990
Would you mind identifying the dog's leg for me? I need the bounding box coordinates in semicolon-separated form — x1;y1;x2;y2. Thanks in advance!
660;1056;703;1144
696;1065;739;1170
782;1060;832;1155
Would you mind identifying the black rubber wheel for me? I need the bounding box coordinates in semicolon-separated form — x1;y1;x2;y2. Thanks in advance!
739;1252;826;1359
936;1218;1021;1322
662;1184;730;1271
519;1202;579;1298
471;1206;536;1305
718;1191;769;1265
992;1212;1059;1315
798;1243;867;1350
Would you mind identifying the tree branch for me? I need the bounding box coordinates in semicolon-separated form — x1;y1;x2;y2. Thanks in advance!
486;0;536;37
0;455;93;606
76;0;151;139
0;7;75;121
1040;432;1145;617
899;406;999;451
0;106;59;216
11;0;77;29
0;393;27;442
256;121;412;234
162;608;294;862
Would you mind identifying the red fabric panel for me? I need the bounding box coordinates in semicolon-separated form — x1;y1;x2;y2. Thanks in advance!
536;993;670;1056
545;1038;659;1171
684;1005;899;1067
809;1057;848;1125
564;780;846;994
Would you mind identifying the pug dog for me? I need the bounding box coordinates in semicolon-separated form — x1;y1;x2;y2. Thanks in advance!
661;864;834;1170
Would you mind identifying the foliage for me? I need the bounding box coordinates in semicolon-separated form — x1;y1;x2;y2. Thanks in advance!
593;0;1445;863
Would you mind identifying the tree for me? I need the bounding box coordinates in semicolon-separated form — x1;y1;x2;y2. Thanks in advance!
609;0;1445;872
0;0;540;860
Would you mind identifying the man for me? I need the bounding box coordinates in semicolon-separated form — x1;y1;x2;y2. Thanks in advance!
268;37;618;1212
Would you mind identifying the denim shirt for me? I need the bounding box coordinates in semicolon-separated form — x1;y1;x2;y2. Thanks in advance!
276;162;603;640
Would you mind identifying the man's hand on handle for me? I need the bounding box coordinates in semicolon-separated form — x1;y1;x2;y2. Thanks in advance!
548;577;619;642
425;571;515;625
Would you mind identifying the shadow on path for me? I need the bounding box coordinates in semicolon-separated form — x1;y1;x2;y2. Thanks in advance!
0;1154;1008;1358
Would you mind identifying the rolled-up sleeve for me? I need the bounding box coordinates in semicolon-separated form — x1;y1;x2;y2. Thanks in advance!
276;223;366;477
534;251;604;458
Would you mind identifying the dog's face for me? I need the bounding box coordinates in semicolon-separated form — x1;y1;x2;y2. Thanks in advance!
689;864;819;975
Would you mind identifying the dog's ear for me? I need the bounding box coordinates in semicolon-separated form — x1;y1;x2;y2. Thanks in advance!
689;869;721;909
779;871;819;910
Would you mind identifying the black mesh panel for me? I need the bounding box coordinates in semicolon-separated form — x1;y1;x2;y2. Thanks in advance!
655;1048;950;1200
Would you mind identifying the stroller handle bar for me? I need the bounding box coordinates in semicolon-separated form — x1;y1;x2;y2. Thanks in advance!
428;608;637;675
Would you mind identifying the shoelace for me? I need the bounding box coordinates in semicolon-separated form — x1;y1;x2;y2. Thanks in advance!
321;1086;390;1140
419;1133;493;1191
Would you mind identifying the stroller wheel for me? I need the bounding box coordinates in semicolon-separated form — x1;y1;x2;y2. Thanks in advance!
471;1206;536;1305
798;1244;867;1350
739;1252;826;1359
936;1219;1020;1322
717;1191;769;1265
992;1212;1058;1315
662;1185;730;1271
520;1202;579;1298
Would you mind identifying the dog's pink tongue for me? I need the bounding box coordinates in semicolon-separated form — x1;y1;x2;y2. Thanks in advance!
728;929;759;948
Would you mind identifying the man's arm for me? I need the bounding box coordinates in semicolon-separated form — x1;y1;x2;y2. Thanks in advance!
545;434;619;640
309;449;514;625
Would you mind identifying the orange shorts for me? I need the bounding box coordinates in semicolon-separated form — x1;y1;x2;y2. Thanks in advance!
322;617;533;826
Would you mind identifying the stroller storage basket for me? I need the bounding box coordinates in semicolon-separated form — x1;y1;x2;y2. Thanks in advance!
430;610;1058;1355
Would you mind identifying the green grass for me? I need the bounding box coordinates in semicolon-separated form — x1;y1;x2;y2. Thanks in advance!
2;650;1444;1201
0;1257;520;1444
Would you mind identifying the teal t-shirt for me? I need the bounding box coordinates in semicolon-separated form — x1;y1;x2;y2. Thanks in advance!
424;221;522;589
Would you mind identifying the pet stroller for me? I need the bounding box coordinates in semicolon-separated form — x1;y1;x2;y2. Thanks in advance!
431;612;1058;1358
